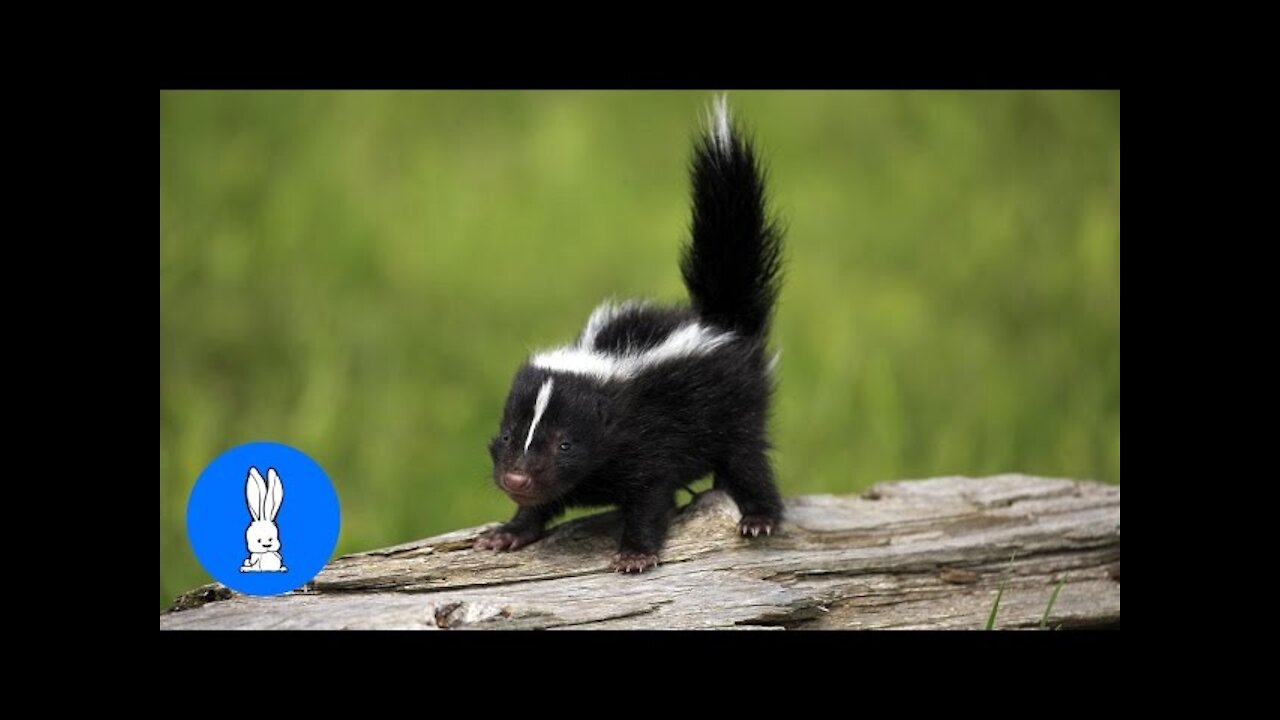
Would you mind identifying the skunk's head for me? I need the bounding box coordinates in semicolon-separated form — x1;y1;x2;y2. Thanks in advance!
489;367;613;507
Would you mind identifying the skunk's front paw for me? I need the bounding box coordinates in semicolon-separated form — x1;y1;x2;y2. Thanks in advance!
738;515;777;538
610;551;659;574
474;528;540;552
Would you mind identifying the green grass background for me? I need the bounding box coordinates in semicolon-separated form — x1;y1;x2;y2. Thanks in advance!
159;90;1120;610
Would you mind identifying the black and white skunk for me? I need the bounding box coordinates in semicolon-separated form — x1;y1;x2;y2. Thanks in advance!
477;98;785;573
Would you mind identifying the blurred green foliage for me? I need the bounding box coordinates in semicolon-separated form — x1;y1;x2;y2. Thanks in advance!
160;91;1120;609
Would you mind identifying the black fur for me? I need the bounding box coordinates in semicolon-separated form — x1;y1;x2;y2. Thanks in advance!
681;129;784;339
478;105;785;572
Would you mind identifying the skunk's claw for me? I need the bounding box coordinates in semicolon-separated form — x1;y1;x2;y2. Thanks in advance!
474;529;539;552
738;515;777;539
610;551;659;574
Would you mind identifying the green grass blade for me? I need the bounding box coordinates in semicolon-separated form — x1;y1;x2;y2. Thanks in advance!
985;586;1003;630
1040;580;1066;629
985;551;1018;630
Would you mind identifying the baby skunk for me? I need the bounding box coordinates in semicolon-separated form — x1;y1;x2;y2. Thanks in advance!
476;97;785;573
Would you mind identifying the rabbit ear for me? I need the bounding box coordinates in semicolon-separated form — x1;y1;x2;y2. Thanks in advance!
265;468;284;521
246;467;266;521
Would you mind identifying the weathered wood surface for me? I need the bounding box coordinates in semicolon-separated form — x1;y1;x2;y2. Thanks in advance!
161;474;1119;630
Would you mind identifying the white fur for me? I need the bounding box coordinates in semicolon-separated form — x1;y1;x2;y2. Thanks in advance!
579;300;650;350
531;312;735;383
524;377;555;451
712;94;731;153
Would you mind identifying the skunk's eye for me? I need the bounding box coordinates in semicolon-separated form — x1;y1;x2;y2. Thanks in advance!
501;433;511;444
559;441;572;452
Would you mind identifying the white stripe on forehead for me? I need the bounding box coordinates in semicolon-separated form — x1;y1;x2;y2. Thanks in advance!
524;377;555;452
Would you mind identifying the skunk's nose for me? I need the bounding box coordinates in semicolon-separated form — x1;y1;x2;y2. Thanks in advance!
501;472;532;493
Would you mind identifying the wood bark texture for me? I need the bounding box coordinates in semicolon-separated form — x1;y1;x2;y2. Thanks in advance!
161;474;1120;630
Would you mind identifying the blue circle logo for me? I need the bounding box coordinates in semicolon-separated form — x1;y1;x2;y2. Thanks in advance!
186;442;341;596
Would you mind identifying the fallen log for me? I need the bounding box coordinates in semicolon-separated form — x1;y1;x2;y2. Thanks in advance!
160;474;1120;630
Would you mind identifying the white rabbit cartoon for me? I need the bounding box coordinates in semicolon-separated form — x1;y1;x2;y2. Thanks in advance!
240;467;288;572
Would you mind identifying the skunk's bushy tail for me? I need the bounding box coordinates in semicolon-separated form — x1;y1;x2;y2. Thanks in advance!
679;97;783;340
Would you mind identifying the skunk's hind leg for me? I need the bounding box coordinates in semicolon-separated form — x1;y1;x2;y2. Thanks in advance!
714;449;784;537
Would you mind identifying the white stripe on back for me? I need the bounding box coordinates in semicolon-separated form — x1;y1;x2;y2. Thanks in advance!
524;378;554;452
531;303;734;383
579;300;649;350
